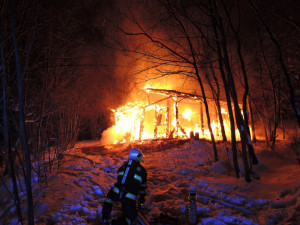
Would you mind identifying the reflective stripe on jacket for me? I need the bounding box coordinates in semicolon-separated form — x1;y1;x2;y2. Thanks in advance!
115;160;147;198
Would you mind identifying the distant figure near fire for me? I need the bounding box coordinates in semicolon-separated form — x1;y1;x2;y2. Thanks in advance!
101;148;147;225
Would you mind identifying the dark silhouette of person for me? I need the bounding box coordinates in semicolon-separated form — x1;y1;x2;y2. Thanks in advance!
101;148;147;225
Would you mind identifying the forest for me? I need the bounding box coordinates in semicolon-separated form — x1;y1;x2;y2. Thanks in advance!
0;0;299;224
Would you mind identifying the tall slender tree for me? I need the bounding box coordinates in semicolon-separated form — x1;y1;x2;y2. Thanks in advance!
209;0;251;181
9;1;34;223
1;25;23;224
222;0;258;165
206;0;240;178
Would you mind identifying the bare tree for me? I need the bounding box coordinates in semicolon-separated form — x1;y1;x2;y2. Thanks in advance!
115;0;220;161
248;0;300;127
222;0;258;165
205;0;240;178
1;24;23;224
258;33;282;150
208;0;252;181
9;1;34;223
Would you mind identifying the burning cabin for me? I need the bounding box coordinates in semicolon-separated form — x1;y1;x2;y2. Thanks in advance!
112;87;242;144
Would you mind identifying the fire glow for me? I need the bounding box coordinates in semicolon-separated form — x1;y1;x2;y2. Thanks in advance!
111;85;243;144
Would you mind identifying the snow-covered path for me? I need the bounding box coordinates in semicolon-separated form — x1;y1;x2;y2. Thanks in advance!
1;139;299;225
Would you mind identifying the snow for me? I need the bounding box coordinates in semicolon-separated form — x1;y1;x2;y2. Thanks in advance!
91;186;105;197
0;139;299;224
201;215;257;225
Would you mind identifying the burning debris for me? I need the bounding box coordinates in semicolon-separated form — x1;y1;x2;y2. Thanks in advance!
109;86;245;144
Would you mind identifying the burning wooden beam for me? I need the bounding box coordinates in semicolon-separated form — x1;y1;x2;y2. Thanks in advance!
139;108;145;140
166;100;170;137
144;87;204;102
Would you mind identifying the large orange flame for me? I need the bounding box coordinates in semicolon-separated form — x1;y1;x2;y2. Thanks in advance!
108;85;245;144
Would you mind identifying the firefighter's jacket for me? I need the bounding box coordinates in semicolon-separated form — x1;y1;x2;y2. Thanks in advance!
113;159;147;201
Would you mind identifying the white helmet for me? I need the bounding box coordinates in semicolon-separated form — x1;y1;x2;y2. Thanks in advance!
129;148;144;162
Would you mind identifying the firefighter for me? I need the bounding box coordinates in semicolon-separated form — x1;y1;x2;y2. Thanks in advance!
101;148;147;225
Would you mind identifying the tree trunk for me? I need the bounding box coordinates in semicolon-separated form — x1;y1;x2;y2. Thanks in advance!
223;3;258;165
173;12;219;161
204;64;228;143
208;1;240;178
210;0;250;181
200;102;204;136
10;1;35;223
248;96;256;143
1;25;23;224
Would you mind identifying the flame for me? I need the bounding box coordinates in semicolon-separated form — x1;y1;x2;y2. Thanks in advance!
182;109;192;121
221;108;227;114
107;85;245;144
144;84;151;93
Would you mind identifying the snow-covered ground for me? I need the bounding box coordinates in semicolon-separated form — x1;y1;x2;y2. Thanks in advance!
0;139;299;225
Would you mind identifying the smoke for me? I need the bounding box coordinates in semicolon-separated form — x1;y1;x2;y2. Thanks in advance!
99;126;123;145
96;0;202;144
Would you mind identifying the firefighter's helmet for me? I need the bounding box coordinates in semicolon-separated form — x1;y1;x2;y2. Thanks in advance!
129;148;144;162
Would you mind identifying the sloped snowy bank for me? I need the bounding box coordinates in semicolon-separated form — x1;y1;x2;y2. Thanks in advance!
0;139;299;225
